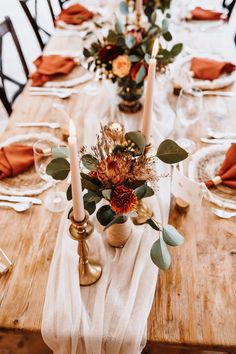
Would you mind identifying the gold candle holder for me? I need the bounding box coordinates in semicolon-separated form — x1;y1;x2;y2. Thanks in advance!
69;211;102;286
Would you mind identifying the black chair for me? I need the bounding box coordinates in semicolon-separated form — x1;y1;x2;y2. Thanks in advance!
19;0;55;50
223;0;236;19
0;16;29;116
57;0;70;10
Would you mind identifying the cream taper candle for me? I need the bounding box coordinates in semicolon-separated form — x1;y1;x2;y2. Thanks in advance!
136;0;143;14
68;120;85;222
142;38;159;142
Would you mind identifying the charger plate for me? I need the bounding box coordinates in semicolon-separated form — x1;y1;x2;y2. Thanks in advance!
0;133;62;196
188;144;236;210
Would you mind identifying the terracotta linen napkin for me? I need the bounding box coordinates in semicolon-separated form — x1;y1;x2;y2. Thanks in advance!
205;144;236;189
190;6;227;21
0;144;34;180
190;57;236;81
30;55;76;87
57;3;94;25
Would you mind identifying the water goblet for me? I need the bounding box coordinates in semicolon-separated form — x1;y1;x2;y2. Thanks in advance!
33;139;66;213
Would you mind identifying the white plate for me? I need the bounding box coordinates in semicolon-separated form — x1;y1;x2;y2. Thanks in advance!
189;144;236;210
0;133;62;196
172;55;236;90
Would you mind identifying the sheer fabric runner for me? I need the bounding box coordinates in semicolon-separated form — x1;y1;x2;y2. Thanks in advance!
41;78;174;353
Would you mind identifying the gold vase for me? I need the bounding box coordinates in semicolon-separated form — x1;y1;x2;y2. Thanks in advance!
106;218;133;248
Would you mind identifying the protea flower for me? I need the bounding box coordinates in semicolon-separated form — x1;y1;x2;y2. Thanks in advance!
110;185;137;214
97;154;131;185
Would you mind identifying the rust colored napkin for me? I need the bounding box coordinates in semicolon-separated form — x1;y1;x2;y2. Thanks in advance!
30;55;76;87
205;144;236;189
190;57;236;81
0;144;34;180
190;6;227;21
57;3;94;25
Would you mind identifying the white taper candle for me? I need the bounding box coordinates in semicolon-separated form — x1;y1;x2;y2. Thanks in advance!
68;120;85;222
142;38;159;143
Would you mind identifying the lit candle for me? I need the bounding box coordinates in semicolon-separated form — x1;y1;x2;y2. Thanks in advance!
142;38;159;143
136;0;143;14
68;120;85;222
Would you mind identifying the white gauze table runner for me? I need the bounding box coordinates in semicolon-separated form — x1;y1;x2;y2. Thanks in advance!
42;77;174;354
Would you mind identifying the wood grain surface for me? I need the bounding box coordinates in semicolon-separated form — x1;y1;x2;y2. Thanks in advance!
0;10;236;354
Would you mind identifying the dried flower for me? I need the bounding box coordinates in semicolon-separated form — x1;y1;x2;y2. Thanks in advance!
112;55;131;78
97;154;131;185
110;185;137;214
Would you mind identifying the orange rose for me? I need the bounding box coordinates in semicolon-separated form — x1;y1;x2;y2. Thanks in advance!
112;55;131;78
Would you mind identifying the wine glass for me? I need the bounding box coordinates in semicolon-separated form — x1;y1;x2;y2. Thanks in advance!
33;139;66;213
176;86;203;153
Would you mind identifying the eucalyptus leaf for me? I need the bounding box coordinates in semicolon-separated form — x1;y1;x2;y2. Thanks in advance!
135;64;146;84
67;184;72;200
115;19;124;34
146;218;160;231
52;147;69;159
84;198;96;215
143;186;154;198
125;131;146;153
119;0;129;15
162;18;169;32
125;34;136;49
144;53;150;64
102;189;112;200
129;54;140;62
163;31;172;41
81;173;101;193
107;30;117;43
162;225;184;246
156;139;188;164
46;158;70;180
81;154;98;171
150;237;171;270
96;205;115;226
171;43;183;57
135;182;148;200
83;47;91;58
104;214;126;230
84;191;102;204
151;11;157;24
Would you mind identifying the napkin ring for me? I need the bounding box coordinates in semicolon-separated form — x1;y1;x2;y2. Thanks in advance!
0;248;13;276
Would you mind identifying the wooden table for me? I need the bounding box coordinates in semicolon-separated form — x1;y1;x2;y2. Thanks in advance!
1;13;236;354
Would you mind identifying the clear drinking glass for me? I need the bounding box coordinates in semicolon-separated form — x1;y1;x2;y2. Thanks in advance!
33;139;66;213
176;87;203;153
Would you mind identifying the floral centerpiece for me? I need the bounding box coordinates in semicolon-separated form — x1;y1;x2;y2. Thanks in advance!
46;123;188;270
83;17;182;113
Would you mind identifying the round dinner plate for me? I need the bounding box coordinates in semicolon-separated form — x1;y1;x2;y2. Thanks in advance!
172;55;236;90
189;144;236;210
0;133;62;196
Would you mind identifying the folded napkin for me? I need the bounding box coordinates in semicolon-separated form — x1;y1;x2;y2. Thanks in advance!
190;6;227;21
206;144;236;189
30;55;76;87
57;3;94;25
190;57;236;81
0;144;34;180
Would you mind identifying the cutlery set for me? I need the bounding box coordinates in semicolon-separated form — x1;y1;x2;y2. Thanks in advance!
0;195;42;213
29;87;81;99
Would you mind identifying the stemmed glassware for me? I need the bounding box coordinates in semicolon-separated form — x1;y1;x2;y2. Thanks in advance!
176;86;203;153
33;139;66;213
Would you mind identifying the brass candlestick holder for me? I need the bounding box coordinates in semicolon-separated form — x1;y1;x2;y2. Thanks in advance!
69;211;102;286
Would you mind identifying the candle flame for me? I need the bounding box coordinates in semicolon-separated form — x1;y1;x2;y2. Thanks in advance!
151;38;159;58
69;119;76;137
